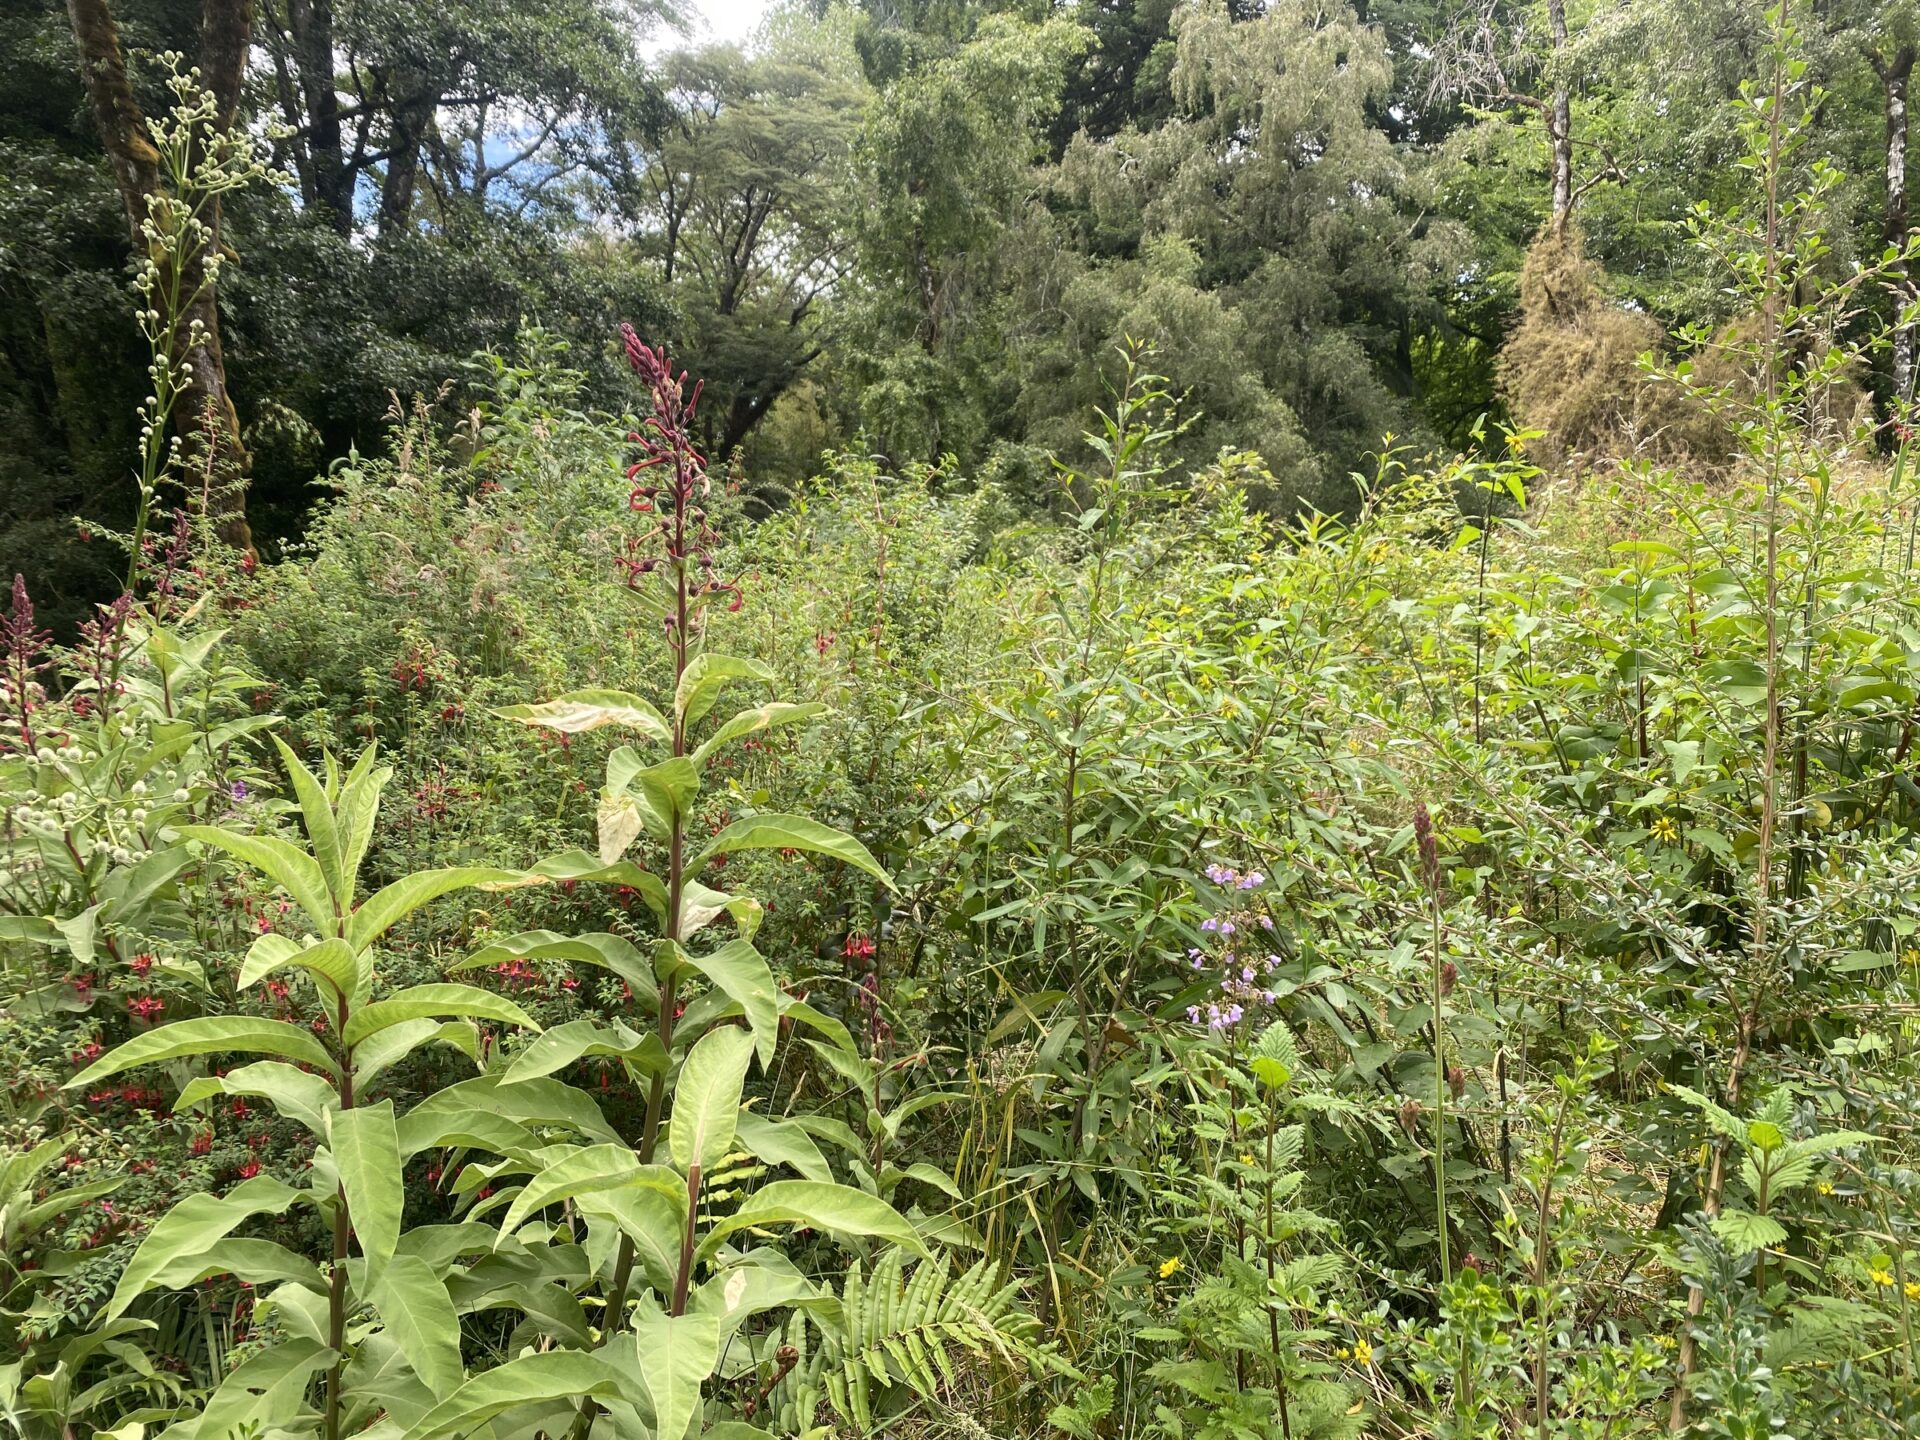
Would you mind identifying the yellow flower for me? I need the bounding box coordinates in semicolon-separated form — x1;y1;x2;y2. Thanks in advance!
1904;947;1920;968
1649;815;1679;844
1159;1256;1183;1279
1906;1281;1920;1301
1352;1338;1374;1366
1870;1267;1896;1287
1816;1180;1834;1196
1239;1153;1255;1166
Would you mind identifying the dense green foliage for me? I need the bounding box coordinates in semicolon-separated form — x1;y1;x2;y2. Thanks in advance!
8;1;1920;1439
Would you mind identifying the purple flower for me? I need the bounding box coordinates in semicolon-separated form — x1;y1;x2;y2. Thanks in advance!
1201;917;1219;934
230;781;248;803
1238;872;1265;890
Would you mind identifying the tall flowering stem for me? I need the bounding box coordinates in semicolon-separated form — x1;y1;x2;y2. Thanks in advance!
3;576;52;754
565;328;745;1440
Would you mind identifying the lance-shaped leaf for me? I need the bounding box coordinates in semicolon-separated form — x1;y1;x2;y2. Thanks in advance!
397;1076;621;1154
336;745;391;891
147;1237;326;1295
370;1252;464;1398
498;1145;684;1236
667;940;779;1069
678;881;763;943
238;935;358;1003
502;1018;668;1084
176;1061;338;1135
354;1019;481;1093
457;928;656;1002
734;1111;834;1184
698;1180;927;1262
66;1017;340;1088
494;689;673;744
576;1188;685;1294
689;815;894;890
331;1101;404;1276
670;1026;755;1177
675;654;774;727
524;854;670;927
193;1336;334;1440
691;1253;821;1344
692;701;827;767
104;1175;308;1321
178;825;337;937
343;984;541;1047
346;868;530;953
629;1301;721;1440
274;737;345;906
398;1350;630;1440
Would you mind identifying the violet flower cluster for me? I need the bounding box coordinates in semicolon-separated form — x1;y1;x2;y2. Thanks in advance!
1186;861;1282;1033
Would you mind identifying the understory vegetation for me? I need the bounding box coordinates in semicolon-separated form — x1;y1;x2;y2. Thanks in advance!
7;2;1920;1439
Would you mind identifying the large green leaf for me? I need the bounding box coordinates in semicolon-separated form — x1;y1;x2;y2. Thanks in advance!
370;1253;464;1398
494;689;672;744
629;1301;720;1440
677;881;763;943
274;737;345;908
699;1181;927;1261
237;935;358;1003
676;941;779;1070
331;1102;404;1275
396;1076;621;1154
689;815;894;890
734;1111;834;1184
354;1019;481;1093
175;1061;337;1135
692;701;826;767
343;984;541;1047
178;825;337;938
346;868;529;953
67;1017;339;1088
523;855;670;927
336;746;391;893
576;1188;685;1294
674;654;774;727
499;1146;685;1236
104;1176;308;1321
457;929;656;1000
502;1018;668;1084
669;1027;755;1177
189;1335;333;1440
397;1350;629;1440
147;1238;326;1296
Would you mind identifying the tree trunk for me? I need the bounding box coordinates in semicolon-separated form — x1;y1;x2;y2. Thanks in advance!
1546;0;1573;237
379;94;434;235
66;0;257;556
288;0;352;233
1878;44;1916;407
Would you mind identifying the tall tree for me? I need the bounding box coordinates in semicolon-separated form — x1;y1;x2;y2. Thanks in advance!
636;17;864;464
